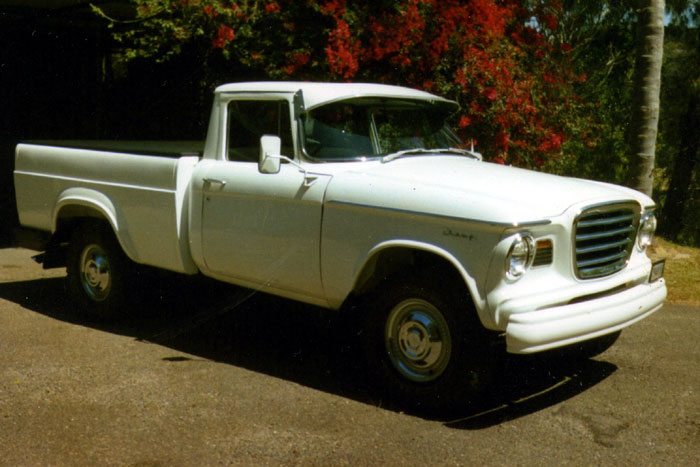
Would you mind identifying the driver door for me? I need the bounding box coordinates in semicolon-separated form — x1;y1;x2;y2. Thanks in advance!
198;97;329;303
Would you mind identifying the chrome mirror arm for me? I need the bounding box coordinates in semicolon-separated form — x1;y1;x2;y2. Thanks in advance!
265;154;321;187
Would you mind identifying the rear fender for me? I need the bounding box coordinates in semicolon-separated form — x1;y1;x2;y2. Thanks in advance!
52;187;137;262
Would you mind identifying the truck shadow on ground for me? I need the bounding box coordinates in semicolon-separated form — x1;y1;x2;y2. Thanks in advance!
0;274;617;428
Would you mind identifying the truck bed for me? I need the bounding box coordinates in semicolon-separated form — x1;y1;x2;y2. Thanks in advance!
25;140;204;158
14;142;201;274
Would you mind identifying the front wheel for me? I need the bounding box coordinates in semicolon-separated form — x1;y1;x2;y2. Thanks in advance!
384;297;453;383
66;222;132;321
364;276;497;414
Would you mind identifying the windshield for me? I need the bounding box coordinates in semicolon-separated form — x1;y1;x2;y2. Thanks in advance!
300;97;463;161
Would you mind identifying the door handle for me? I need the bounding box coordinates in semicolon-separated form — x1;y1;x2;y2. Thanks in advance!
203;177;227;186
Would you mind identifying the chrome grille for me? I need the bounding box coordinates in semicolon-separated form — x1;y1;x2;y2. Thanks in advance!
574;203;640;279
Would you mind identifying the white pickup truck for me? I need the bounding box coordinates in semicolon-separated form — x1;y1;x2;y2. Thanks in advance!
14;81;666;410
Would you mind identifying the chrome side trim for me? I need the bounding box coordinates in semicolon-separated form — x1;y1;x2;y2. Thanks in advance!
325;200;551;228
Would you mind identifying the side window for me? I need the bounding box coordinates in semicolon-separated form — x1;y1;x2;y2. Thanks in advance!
227;99;293;162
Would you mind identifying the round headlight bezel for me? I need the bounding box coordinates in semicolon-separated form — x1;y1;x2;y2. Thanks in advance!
505;232;535;281
637;211;657;251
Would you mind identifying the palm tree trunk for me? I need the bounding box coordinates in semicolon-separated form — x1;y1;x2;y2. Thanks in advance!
627;0;665;196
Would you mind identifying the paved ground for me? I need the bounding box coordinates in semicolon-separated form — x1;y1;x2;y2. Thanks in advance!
1;247;698;466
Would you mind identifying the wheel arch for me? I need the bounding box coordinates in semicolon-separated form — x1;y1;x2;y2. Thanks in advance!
349;241;485;318
51;188;136;261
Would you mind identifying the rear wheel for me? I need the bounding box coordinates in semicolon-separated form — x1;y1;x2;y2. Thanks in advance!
364;275;497;414
66;222;132;321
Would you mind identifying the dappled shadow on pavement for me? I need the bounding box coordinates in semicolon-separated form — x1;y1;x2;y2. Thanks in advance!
0;274;616;427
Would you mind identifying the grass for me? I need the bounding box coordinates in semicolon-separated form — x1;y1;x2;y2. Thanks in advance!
648;237;700;306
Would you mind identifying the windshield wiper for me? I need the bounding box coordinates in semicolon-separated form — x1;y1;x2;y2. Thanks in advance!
435;147;482;160
381;147;482;163
381;148;435;163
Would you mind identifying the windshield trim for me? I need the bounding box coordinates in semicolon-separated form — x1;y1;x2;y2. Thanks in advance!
303;95;458;113
298;97;462;163
380;147;482;163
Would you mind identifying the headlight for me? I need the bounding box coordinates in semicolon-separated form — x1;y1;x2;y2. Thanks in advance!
505;233;535;280
637;211;657;250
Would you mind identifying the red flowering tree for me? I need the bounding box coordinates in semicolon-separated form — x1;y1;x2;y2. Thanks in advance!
102;0;591;170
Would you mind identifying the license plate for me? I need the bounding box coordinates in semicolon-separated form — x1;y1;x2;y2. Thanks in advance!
649;259;665;283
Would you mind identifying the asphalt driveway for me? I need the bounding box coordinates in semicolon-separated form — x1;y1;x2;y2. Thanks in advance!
1;248;698;466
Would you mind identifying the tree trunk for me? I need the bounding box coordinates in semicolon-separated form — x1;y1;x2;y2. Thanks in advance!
627;0;665;196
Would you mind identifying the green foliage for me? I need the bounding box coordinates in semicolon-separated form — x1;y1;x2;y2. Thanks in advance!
104;1;331;81
538;0;639;185
658;20;700;246
99;0;595;172
96;1;700;247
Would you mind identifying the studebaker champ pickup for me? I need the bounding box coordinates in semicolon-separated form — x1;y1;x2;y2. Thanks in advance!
14;81;666;411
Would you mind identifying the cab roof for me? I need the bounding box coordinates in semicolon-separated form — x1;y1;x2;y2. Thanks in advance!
214;81;456;110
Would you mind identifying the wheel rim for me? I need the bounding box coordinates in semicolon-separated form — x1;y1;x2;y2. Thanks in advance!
385;298;452;383
79;244;111;302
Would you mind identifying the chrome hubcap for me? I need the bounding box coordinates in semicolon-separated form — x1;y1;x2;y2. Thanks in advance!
385;298;452;382
79;244;111;301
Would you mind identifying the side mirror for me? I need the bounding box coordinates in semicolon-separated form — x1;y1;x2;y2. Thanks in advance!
259;135;282;174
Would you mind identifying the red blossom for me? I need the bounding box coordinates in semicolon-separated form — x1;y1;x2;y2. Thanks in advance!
325;18;360;79
470;101;484;114
538;132;565;153
161;0;583;171
482;87;498;101
454;68;467;86
212;25;234;48
320;0;346;16
283;52;310;74
495;132;510;151
203;5;217;18
219;25;234;41
458;115;472;128
542;14;558;30
265;2;281;14
542;73;556;84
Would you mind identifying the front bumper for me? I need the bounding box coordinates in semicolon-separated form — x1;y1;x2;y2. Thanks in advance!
505;278;667;353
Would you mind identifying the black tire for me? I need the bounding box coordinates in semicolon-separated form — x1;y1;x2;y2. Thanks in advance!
363;275;497;414
66;221;132;321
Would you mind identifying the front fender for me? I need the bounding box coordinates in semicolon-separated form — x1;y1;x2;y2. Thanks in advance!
349;239;487;319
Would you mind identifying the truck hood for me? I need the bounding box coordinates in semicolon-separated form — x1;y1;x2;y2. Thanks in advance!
322;156;653;225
